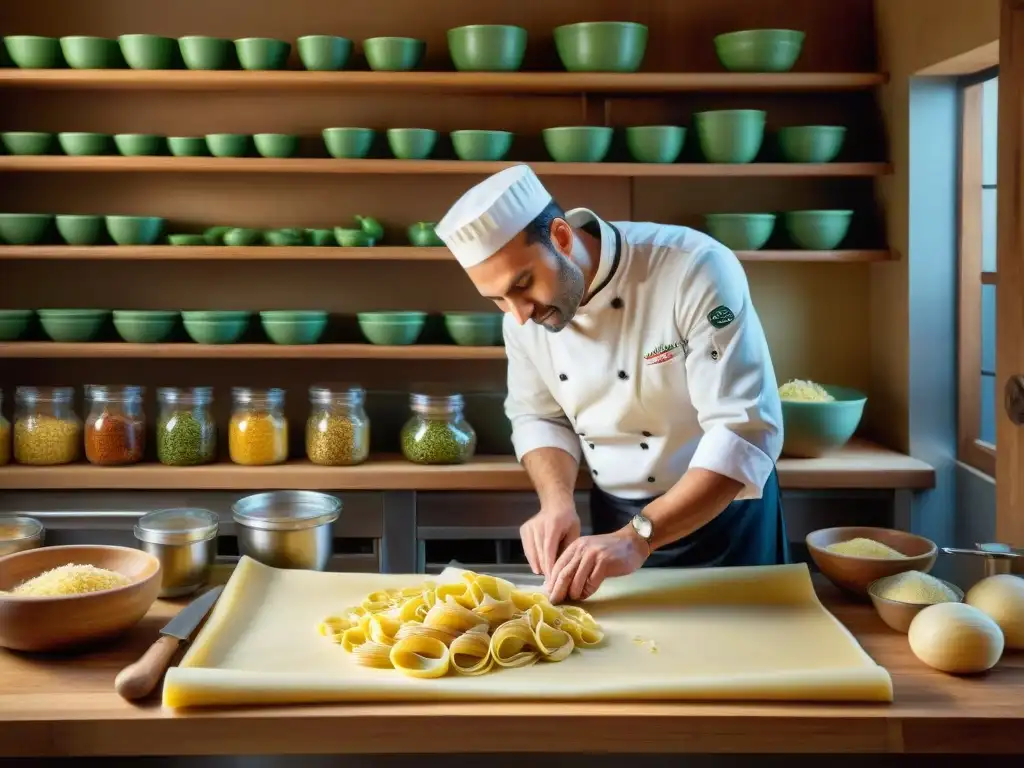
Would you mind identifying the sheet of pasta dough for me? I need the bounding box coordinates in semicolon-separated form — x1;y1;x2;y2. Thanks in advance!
163;557;893;708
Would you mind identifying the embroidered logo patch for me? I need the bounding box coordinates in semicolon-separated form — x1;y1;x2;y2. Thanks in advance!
643;341;681;366
707;305;735;329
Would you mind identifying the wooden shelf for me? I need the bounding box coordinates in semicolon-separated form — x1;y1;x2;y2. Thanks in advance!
0;69;888;94
0;156;893;177
0;342;506;360
0;246;898;263
0;440;935;491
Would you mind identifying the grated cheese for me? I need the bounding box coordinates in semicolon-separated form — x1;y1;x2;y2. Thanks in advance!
779;379;835;402
10;563;131;597
826;537;907;559
873;571;960;605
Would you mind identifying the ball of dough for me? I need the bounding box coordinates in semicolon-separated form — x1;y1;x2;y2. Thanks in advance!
907;602;1004;674
965;574;1024;650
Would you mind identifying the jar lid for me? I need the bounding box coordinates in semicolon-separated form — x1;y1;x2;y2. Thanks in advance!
134;507;220;545
158;386;213;405
232;387;285;406
231;491;341;532
87;384;145;403
16;385;74;404
309;383;365;404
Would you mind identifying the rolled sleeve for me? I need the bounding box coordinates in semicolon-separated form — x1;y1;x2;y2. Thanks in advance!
502;318;581;464
679;246;783;499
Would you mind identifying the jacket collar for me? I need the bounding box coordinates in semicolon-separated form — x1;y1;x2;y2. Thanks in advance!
565;208;622;314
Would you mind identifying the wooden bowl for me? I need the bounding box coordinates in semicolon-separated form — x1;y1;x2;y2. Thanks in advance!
0;545;161;652
868;574;964;633
805;526;937;599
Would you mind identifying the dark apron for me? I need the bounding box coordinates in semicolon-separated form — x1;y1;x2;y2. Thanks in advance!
589;468;789;568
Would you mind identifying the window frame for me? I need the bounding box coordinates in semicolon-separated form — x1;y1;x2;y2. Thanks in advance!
956;66;999;477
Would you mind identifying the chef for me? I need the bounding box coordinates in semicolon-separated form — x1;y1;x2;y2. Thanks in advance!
436;165;787;604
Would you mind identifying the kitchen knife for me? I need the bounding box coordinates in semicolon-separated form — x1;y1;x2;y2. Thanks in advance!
114;584;224;701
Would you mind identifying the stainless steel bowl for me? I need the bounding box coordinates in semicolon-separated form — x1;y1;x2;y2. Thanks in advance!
231;491;341;571
134;508;219;598
0;516;45;558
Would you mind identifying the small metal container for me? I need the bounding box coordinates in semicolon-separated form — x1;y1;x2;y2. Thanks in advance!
0;516;45;558
134;508;219;598
231;491;341;571
942;543;1023;577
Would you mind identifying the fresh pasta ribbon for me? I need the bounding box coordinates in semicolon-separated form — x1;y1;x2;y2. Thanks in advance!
389;636;450;679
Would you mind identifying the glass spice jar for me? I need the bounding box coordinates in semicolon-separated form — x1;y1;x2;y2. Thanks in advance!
84;385;146;466
400;389;477;465
229;387;288;466
14;386;82;466
306;384;370;466
157;387;217;467
0;391;10;466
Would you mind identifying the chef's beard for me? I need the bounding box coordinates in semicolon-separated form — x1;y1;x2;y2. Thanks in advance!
536;248;585;333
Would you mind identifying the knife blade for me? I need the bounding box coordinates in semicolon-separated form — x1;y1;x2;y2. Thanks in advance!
114;585;224;701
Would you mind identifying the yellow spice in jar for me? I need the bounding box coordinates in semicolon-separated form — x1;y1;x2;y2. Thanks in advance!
873;571;960;605
229;411;288;466
826;537;907;559
14;415;81;465
0;417;10;465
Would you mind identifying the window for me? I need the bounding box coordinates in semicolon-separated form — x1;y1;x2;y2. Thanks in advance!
957;70;998;476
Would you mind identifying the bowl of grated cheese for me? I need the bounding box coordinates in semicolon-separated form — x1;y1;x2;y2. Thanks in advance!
868;571;964;632
806;526;937;599
778;379;867;458
0;544;161;652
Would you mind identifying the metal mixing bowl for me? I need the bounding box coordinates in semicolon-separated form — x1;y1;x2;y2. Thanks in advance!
231;491;341;571
0;516;45;558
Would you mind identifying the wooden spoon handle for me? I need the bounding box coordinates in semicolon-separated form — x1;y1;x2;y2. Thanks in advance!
114;635;181;701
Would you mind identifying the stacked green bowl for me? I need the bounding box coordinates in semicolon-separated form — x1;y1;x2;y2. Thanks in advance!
223;228;263;246
450;130;513;161
444;312;503;346
1;132;54;156
56;214;105;245
784;210;854;250
182;311;251;344
714;29;805;73
542;126;613;163
114;134;166;156
113;310;179;343
694;110;766;163
778;125;847;163
0;213;53;245
260;310;329;345
38;309;110;342
357;311;427;346
106;215;165;245
254;133;299;158
298;35;352;71
168;136;209;157
625;125;685;163
60;36;123;69
704;213;776;251
554;22;648;72
0;310;33;341
234;38;290;71
58;132;113;156
4;36;64;68
780;385;867;458
168;234;207;246
119;34;176;69
206;133;250;158
363;37;425;71
447;25;527;72
323;127;375;159
387;128;438;160
179;36;233;70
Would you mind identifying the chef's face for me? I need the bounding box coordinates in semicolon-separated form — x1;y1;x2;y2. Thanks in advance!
466;217;585;333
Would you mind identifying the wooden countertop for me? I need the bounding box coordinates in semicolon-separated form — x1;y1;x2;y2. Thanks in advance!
0;439;935;491
0;580;1018;757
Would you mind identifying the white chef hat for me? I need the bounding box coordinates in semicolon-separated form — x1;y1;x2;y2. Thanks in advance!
435;164;553;269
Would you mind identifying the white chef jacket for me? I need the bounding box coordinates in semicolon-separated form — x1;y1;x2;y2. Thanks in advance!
503;208;783;501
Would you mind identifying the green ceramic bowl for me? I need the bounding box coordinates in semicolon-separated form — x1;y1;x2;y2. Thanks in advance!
704;213;776;251
179;36;232;70
182;311;251;344
223;228;263;247
260;310;329;345
0;310;33;341
254;133;298;159
203;226;232;245
714;29;805;73
0;213;53;245
1;131;55;156
4;36;63;68
784;210;854;250
694;110;766;164
234;38;290;71
113;310;179;343
168;234;207;246
105;215;165;246
306;228;336;246
323;127;374;159
263;228;305;246
542;126;613;163
444;312;504;346
625;125;685;164
387;128;438;160
298;35;352;71
553;22;648;73
38;309;109;342
357;311;427;346
58;132;113;156
363;37;425;71
334;228;375;247
778;125;847;163
780;385;866;458
450;130;513;161
119;34;176;69
447;25;527;72
168;136;209;157
206;133;250;158
114;133;165;157
60;36;122;69
407;222;444;247
56;214;105;245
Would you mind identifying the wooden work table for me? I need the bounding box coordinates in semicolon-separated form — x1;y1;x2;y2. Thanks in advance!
0;580;1019;758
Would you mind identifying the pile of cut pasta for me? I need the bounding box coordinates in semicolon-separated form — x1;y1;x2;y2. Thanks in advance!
318;570;604;679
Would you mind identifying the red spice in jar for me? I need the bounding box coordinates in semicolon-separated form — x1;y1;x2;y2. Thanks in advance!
85;410;145;466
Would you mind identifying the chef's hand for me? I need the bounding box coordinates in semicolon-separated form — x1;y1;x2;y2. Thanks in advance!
544;527;648;604
520;504;581;578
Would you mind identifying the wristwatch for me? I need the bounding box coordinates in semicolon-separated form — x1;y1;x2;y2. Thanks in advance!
630;512;653;553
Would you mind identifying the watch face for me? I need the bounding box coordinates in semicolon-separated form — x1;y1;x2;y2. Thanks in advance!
632;514;653;539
